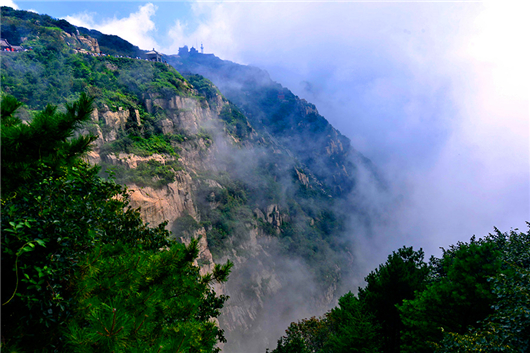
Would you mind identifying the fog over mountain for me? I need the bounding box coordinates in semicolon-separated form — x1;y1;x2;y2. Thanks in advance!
165;1;529;265
1;2;528;352
54;1;528;269
6;0;528;290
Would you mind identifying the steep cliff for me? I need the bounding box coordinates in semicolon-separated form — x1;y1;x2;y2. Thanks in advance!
83;86;347;351
1;8;379;352
167;49;378;198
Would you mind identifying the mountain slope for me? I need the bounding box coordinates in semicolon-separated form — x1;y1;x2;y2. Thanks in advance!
168;49;374;198
1;8;384;352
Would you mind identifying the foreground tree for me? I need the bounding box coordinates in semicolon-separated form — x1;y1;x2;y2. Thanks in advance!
324;292;380;353
435;227;530;353
358;246;429;353
399;228;530;353
1;94;232;352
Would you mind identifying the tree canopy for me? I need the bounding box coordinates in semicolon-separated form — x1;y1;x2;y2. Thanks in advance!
269;228;530;353
1;93;232;352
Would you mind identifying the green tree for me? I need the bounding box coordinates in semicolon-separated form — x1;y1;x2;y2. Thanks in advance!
269;293;380;353
1;92;96;193
358;246;429;353
1;94;232;352
65;240;231;352
324;292;381;353
435;227;530;353
269;316;330;353
399;236;504;352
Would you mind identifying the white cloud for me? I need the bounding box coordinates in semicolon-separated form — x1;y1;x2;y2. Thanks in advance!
65;3;159;50
163;1;529;258
163;2;240;58
0;0;18;9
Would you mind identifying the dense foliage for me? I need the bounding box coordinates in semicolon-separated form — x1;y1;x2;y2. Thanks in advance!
270;227;530;353
1;6;77;46
1;94;232;352
185;74;220;103
358;247;429;353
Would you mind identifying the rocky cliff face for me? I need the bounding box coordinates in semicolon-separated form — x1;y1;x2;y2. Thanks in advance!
61;31;101;53
1;10;375;349
85;86;342;351
167;52;363;198
87;91;217;226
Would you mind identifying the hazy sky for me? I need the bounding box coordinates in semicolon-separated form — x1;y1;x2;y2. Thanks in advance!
4;0;529;261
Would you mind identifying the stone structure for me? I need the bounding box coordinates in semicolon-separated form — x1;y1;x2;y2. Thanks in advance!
146;49;162;62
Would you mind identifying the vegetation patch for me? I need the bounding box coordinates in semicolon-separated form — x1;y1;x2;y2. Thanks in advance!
172;214;201;236
101;159;181;188
219;103;251;139
186;74;221;102
100;133;179;157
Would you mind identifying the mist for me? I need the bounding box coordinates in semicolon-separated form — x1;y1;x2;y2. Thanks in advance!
6;0;528;350
163;1;529;267
52;0;530;266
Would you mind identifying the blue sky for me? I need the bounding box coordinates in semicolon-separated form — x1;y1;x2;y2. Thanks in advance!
3;0;529;264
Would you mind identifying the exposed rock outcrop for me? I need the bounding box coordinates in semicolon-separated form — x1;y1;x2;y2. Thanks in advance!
76;34;100;53
86;76;344;353
127;174;196;230
144;94;219;134
295;167;310;187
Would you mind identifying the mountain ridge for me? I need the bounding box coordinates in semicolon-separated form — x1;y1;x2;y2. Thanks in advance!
1;7;382;352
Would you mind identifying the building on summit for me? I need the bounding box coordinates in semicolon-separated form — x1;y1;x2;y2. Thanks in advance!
145;49;162;62
178;45;189;56
177;44;214;58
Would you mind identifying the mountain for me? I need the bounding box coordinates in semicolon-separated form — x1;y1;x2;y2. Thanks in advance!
167;48;381;198
0;6;146;58
1;7;384;352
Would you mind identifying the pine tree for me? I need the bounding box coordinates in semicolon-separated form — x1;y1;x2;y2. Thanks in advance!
1;94;232;352
358;246;429;353
1;92;96;194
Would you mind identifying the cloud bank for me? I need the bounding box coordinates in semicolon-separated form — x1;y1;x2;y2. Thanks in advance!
65;3;159;50
6;0;527;280
0;0;18;9
165;2;529;266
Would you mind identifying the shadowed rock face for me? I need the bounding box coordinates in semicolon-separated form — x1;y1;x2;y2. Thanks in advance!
166;52;369;199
